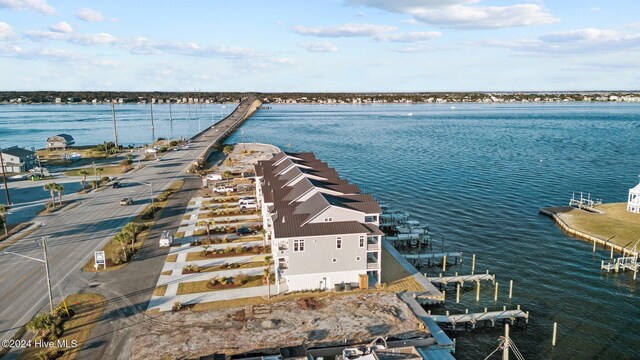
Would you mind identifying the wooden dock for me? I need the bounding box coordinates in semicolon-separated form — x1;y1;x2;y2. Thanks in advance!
601;256;640;274
426;273;495;286
430;307;529;330
403;252;462;261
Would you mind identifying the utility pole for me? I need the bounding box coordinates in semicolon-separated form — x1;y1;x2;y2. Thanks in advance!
42;236;54;314
150;100;155;144
169;100;173;142
112;101;119;151
0;144;10;205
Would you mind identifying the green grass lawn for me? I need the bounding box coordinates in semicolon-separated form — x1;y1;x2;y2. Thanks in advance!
556;202;640;248
65;165;123;177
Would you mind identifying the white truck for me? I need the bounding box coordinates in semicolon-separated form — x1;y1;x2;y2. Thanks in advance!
159;230;174;247
214;185;235;193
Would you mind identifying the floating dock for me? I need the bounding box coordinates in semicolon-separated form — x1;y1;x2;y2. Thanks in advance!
430;307;529;330
426;273;495;286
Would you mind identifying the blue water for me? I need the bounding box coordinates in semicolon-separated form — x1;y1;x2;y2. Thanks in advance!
2;103;639;359
0;103;232;149
225;103;640;360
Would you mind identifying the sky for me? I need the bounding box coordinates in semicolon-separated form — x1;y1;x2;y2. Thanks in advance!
0;0;639;92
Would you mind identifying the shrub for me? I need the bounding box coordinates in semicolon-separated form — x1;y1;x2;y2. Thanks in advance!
209;276;220;286
26;313;60;339
172;302;181;312
224;246;232;253
235;246;244;254
233;274;248;285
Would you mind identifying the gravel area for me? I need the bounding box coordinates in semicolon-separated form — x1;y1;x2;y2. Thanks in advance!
131;292;425;359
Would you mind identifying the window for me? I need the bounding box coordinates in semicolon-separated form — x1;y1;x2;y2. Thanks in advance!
359;235;365;248
324;217;333;222
293;239;305;252
336;237;342;249
356;256;361;261
332;258;337;263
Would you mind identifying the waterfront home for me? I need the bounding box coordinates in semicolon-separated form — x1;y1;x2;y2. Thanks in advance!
46;134;75;150
0;146;36;173
628;181;640;213
255;151;383;293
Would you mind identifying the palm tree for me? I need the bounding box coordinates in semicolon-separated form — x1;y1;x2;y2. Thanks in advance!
223;145;234;155
263;255;273;299
205;221;211;243
123;222;144;252
79;169;89;189
54;183;64;206
95;167;104;180
26;313;59;338
43;183;57;208
0;204;8;235
113;232;130;262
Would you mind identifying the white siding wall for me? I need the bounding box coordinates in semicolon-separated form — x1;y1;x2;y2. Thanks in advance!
286;269;364;291
310;206;364;224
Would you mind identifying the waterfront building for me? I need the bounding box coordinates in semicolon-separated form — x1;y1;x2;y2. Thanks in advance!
628;181;640;213
46;134;75;150
0;146;36;173
255;151;383;293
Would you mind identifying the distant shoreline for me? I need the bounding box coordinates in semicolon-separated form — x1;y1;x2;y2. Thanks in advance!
1;91;640;105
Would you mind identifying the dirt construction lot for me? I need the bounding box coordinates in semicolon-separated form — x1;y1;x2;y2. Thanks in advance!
131;292;425;359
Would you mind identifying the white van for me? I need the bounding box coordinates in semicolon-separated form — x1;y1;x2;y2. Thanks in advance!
238;197;256;206
159;231;174;247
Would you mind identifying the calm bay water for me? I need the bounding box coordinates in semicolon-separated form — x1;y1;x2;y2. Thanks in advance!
0;103;232;149
226;103;640;360
2;103;639;359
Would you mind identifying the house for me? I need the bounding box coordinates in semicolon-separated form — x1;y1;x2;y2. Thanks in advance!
0;146;36;173
628;181;640;213
255;151;382;293
46;134;75;150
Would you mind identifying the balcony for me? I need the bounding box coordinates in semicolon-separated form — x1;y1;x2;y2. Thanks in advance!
367;243;380;251
366;262;379;270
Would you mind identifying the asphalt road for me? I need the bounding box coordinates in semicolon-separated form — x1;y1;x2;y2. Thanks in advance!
0;96;259;357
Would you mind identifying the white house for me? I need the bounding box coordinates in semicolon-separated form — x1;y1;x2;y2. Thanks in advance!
628;182;640;213
255;152;382;294
0;146;36;173
46;134;75;150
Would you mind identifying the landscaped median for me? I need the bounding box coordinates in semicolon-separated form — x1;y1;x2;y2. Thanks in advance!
16;293;106;360
176;273;275;295
82;180;184;272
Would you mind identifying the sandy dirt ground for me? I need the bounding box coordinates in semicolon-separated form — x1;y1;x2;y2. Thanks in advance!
131;292;425;360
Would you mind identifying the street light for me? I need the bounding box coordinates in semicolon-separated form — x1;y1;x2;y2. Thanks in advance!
0;235;54;313
0;140;12;205
132;180;154;207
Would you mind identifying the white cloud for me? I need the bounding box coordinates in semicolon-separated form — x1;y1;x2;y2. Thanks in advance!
70;33;120;46
345;0;557;29
292;23;395;37
25;30;69;41
375;31;441;42
298;40;338;52
590;7;601;12
0;22;17;40
484;28;640;55
75;8;117;22
0;0;55;15
0;44;80;61
292;23;440;43
50;21;73;34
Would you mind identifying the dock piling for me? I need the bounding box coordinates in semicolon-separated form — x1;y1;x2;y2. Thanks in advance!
442;255;447;272
456;283;460;304
476;280;480;301
509;280;513;299
593;240;596;253
552;322;558;346
471;254;476;275
494;282;499;301
610;246;614;260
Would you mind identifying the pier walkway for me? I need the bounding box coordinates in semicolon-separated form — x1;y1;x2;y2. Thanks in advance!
426;273;495;286
399;293;455;356
601;256;640;276
430;307;529;330
382;239;443;303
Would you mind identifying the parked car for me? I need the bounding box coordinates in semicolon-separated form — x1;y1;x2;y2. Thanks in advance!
206;173;222;181
214;185;235;193
236;226;257;236
120;197;133;206
240;203;257;211
238;198;256;206
159;230;174;247
112;181;120;188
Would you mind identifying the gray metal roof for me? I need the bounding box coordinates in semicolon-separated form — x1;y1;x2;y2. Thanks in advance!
1;146;34;158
